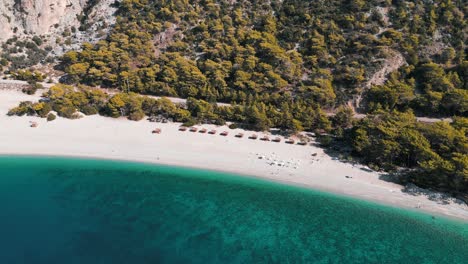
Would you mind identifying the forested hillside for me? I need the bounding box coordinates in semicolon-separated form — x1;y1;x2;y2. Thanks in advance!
61;0;466;117
4;0;468;195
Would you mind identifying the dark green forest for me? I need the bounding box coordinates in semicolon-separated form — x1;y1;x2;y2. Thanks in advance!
61;0;467;117
5;0;468;195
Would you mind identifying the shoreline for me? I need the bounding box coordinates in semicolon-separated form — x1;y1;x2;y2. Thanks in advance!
4;152;468;224
1;89;467;222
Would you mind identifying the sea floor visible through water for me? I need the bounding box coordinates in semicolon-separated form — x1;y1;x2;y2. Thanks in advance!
0;156;467;264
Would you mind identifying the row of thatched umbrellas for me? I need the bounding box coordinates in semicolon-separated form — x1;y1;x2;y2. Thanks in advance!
175;126;308;146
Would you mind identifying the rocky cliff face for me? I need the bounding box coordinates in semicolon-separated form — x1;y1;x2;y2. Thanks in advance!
0;0;117;53
0;0;86;41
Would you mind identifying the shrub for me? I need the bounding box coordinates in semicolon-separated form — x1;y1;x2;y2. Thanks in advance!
25;41;37;49
7;101;34;116
214;118;226;126
317;135;333;147
182;119;196;127
228;123;237;129
36;102;52;117
32;36;43;46
22;82;44;95
47;113;56;121
57;106;77;118
81;105;98;115
12;70;46;82
128;110;145;121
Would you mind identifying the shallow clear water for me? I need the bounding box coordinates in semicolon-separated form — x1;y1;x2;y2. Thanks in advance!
0;156;467;263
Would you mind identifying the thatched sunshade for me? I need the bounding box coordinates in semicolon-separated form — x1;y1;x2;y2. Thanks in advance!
235;133;244;138
297;141;307;146
179;126;187;131
220;131;229;136
152;128;162;134
272;137;281;142
260;135;270;141
285;139;295;144
208;129;217;134
199;128;207;133
249;134;258;139
189;127;198;132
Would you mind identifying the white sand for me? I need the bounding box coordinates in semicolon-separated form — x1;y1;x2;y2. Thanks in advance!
1;89;467;221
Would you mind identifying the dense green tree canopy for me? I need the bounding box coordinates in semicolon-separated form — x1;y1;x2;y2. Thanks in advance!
59;0;466;118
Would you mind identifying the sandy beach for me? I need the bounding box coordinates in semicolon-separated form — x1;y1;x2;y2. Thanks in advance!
1;88;467;221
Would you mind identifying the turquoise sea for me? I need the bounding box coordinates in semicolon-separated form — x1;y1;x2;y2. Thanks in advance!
0;156;467;263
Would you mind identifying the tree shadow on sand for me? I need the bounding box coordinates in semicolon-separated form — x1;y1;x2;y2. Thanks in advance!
376;171;467;206
377;173;402;184
400;183;467;206
313;139;468;207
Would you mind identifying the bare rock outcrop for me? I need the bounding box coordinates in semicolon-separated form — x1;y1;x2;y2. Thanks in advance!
366;48;406;88
0;0;118;54
352;48;407;111
0;0;86;41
